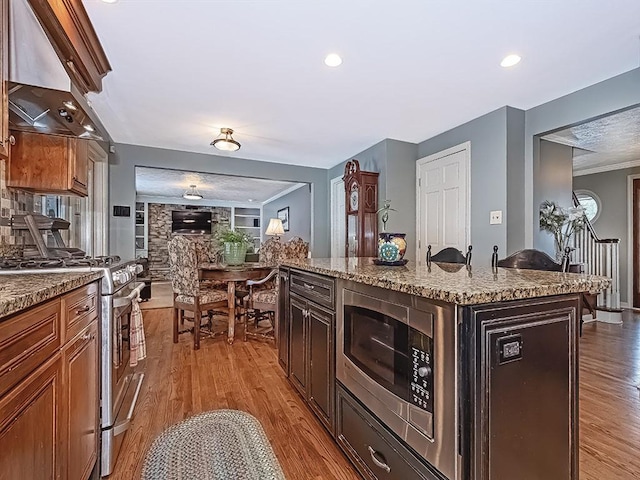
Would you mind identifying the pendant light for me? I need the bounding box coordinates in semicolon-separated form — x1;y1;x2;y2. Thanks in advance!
183;185;203;200
210;128;241;152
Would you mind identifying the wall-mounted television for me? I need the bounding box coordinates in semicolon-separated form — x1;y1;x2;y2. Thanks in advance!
171;210;212;234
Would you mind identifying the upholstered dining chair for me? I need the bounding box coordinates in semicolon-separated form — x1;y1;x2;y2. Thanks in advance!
427;245;472;265
167;236;228;349
242;237;309;341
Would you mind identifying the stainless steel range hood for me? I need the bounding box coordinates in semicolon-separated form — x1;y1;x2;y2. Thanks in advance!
8;82;105;140
8;0;109;142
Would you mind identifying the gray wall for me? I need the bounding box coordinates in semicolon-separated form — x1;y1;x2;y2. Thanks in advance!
506;107;526;252
534;140;574;254
526;67;640;249
263;185;312;244
109;143;330;259
327;139;419;261
417;107;510;266
573;167;640;305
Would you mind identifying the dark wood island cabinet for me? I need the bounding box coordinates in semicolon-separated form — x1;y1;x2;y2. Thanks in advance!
279;258;610;480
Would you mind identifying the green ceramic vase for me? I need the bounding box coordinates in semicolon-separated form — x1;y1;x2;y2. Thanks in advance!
223;242;247;265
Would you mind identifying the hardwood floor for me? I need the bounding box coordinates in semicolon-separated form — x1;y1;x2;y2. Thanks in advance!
110;308;360;479
112;308;640;479
579;313;640;480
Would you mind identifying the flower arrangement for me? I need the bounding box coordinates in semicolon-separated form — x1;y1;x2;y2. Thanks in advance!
539;200;586;259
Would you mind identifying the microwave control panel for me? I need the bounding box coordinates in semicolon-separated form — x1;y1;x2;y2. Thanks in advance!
409;330;434;413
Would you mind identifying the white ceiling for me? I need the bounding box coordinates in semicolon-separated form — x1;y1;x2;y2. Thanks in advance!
83;0;640;169
135;167;304;203
542;105;640;174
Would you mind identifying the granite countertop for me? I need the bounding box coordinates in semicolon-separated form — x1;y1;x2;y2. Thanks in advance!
281;258;611;305
0;271;103;319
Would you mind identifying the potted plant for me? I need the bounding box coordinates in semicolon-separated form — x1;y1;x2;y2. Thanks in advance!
376;200;407;264
214;228;252;265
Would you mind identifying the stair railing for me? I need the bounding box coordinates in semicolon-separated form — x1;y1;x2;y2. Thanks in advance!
571;192;621;313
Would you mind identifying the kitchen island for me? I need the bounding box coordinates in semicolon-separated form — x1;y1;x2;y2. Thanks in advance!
278;258;610;480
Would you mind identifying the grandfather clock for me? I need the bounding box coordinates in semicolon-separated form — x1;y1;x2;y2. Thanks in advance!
343;159;379;257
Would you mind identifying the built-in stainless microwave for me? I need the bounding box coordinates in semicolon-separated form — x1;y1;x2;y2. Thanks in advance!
337;280;459;480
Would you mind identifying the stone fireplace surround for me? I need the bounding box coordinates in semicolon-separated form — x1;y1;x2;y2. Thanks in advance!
147;203;231;281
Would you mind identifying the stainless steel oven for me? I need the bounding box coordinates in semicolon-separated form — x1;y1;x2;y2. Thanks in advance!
337;280;460;480
101;275;145;477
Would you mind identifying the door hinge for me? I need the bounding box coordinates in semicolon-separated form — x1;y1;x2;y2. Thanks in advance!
418;178;421;187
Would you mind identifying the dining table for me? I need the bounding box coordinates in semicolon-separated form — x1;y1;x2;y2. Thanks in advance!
199;262;275;344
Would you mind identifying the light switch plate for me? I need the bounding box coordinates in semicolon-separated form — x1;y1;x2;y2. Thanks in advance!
490;210;502;225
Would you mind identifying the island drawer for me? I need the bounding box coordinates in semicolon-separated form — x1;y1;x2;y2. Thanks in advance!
336;384;443;480
290;270;335;309
0;299;61;398
62;282;99;343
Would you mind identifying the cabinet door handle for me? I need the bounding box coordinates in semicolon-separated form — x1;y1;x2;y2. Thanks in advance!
81;333;91;341
303;283;315;290
1;135;15;147
367;446;391;473
76;305;91;314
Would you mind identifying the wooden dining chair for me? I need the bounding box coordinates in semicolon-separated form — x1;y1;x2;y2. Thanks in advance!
492;245;589;335
427;245;472;265
243;237;309;341
167;236;228;349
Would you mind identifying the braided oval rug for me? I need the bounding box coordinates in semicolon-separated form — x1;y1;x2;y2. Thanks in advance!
141;410;286;480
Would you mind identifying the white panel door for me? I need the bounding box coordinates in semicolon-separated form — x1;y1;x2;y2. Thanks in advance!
416;143;470;264
331;177;346;257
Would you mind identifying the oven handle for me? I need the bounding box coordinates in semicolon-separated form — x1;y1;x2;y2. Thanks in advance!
112;372;145;436
367;445;391;473
113;282;145;308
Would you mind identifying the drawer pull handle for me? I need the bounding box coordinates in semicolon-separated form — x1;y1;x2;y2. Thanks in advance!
367;446;391;473
81;333;91;341
303;283;315;290
76;305;91;314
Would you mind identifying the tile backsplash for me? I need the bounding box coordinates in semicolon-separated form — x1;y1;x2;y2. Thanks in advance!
0;159;36;256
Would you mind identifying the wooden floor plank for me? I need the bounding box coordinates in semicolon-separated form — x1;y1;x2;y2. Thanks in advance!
110;308;640;479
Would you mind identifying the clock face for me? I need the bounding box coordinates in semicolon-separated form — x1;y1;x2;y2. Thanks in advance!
349;187;359;210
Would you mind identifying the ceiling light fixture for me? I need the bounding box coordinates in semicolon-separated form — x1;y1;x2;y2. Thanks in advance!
183;185;203;200
83;124;95;132
210;128;241;152
324;53;342;67
101;0;119;4
500;54;521;68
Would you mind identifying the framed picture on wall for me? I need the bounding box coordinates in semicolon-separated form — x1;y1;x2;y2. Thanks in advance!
277;207;290;232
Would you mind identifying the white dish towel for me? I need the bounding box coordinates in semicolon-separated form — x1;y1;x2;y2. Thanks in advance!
130;298;147;366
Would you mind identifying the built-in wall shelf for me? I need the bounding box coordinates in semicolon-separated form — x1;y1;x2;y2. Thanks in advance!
232;206;262;252
135;202;148;258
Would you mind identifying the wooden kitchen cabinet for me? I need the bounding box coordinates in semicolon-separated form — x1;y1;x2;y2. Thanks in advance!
0;280;100;479
0;353;62;480
61;321;99;480
8;130;89;196
0;0;9;159
27;0;111;94
284;269;336;436
277;268;290;373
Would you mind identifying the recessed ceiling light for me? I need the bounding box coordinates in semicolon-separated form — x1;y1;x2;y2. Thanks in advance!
324;53;342;67
101;0;119;4
500;54;521;68
248;199;254;202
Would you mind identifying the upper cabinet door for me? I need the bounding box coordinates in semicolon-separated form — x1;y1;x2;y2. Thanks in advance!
27;0;111;93
0;0;9;159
